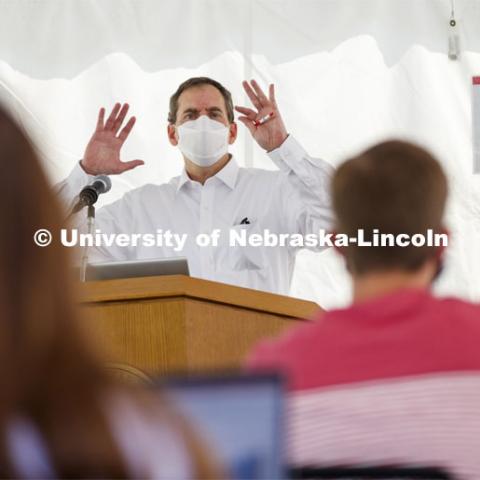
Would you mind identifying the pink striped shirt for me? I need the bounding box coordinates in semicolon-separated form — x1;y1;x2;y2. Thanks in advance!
246;288;480;479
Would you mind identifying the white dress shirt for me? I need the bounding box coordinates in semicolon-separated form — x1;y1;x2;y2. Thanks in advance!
56;136;334;295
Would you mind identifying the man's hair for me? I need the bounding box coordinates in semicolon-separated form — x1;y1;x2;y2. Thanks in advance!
168;77;234;124
332;140;448;275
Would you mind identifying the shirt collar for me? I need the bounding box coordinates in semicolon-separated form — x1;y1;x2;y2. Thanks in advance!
176;155;240;192
176;168;190;192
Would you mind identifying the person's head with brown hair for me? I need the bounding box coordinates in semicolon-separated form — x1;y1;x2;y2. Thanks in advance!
331;140;448;301
0;106;220;478
168;76;235;124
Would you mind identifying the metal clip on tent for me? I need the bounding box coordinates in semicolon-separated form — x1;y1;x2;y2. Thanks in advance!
448;0;460;60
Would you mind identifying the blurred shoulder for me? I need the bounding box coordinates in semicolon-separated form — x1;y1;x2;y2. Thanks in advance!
246;313;327;371
105;391;193;479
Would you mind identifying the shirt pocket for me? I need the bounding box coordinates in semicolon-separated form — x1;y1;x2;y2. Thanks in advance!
214;264;272;292
218;219;266;272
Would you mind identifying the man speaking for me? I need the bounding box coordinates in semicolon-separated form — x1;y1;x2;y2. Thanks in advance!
56;78;333;295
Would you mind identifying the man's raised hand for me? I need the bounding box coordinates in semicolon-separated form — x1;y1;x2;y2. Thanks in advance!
81;103;144;175
235;80;288;152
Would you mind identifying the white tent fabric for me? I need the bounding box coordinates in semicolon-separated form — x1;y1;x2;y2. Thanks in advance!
1;0;480;309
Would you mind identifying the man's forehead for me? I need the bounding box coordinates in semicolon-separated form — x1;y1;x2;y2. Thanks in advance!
177;85;227;111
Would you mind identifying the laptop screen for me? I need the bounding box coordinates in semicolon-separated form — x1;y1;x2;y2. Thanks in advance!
158;373;284;480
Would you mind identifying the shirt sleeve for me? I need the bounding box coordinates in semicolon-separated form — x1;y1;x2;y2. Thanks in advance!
244;340;278;371
54;161;94;213
244;332;294;374
268;136;335;252
54;162;135;263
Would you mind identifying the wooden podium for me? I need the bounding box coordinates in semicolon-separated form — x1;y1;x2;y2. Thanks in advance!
79;275;321;380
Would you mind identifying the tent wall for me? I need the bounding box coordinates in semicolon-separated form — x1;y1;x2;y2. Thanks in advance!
1;0;479;308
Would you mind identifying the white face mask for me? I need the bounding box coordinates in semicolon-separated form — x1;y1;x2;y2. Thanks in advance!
177;115;230;167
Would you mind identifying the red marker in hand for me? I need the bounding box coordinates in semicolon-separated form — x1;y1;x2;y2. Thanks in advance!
254;111;274;127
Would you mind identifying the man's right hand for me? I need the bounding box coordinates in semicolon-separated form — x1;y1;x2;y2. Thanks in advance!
81;103;145;175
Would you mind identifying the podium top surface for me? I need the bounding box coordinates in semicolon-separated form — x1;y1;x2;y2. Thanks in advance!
79;275;321;320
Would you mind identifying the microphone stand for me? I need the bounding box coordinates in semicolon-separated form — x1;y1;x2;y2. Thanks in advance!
79;205;95;282
67;175;111;281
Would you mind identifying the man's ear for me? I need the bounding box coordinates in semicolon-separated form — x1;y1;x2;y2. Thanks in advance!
434;226;450;260
429;226;449;283
331;231;345;258
167;124;178;146
228;122;238;145
332;231;354;273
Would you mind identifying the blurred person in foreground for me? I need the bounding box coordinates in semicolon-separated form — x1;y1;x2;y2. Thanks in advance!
247;141;480;478
0;107;219;478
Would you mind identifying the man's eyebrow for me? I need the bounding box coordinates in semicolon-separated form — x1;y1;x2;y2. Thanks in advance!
180;106;224;115
206;107;224;113
181;107;199;115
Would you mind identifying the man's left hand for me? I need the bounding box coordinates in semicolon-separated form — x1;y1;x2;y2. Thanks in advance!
235;80;288;152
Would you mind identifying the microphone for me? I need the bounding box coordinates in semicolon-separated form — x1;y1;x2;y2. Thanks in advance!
70;175;112;214
79;175;112;206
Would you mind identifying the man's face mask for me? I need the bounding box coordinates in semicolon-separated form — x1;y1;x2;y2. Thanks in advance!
177;115;230;167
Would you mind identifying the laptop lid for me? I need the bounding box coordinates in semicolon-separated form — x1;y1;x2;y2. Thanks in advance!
157;372;285;480
85;257;189;281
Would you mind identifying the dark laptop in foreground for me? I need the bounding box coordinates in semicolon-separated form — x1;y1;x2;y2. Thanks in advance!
289;465;454;479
